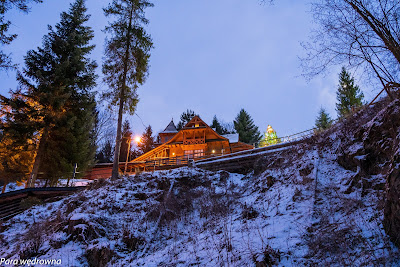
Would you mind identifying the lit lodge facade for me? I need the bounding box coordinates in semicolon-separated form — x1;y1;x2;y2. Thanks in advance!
130;116;253;171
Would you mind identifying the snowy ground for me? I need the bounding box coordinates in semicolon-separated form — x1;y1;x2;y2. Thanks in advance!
2;179;93;193
1;99;400;266
0;160;398;266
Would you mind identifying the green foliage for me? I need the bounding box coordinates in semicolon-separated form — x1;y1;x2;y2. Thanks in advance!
119;120;132;162
177;109;197;130
102;0;153;115
233;109;262;144
0;121;36;185
315;108;332;130
336;67;364;117
0;0;43;69
1;0;98;185
96;139;114;163
211;115;228;135
138;125;155;154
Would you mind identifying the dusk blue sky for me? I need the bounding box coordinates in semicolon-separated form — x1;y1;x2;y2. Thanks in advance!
0;0;378;138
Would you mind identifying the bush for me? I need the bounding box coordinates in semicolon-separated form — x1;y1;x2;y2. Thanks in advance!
253;245;281;267
20;197;43;209
122;228;145;251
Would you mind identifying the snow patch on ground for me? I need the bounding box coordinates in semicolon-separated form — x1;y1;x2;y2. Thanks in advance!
0;160;398;266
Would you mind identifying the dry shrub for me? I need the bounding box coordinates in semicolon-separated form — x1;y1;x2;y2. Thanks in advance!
299;163;314;177
87;178;109;190
84;244;114;267
156;178;171;191
19;224;45;259
176;173;211;190
198;192;230;219
305;223;366;264
292;188;302;202
134;192;148;200
65;193;87;213
241;205;259;220
147;192;194;224
67;216;105;243
253;245;281;267
219;171;230;183
122;228;145;251
20;196;43;209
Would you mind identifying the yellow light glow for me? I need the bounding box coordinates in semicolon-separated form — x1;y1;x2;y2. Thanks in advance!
212;150;215;153
172;152;175;156
135;136;141;143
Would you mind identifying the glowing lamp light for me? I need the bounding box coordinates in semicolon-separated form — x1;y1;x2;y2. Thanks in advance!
212;150;215;153
172;152;175;156
134;136;141;143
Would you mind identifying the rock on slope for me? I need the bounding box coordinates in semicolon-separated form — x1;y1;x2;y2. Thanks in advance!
1;97;400;266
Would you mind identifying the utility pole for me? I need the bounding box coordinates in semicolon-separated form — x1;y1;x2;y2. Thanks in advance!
124;137;131;175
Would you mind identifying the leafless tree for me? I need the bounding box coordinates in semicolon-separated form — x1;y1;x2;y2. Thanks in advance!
301;0;400;97
93;107;116;149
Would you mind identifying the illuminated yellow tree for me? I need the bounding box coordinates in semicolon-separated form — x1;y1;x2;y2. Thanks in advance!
259;125;281;147
0;94;39;192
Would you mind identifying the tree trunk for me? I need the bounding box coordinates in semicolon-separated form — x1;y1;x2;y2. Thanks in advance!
111;5;134;181
111;100;124;180
124;138;131;175
26;127;49;188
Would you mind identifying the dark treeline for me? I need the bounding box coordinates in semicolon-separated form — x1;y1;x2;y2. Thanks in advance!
0;0;154;189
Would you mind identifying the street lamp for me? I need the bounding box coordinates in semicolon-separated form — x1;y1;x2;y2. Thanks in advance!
135;136;141;143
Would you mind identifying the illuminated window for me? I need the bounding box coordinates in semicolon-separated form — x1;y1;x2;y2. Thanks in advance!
194;149;204;158
184;150;194;159
184;149;204;159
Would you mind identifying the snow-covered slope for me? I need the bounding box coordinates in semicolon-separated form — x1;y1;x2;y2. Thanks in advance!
1;98;400;266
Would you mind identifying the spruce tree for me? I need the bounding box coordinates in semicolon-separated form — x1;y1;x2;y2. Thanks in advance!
96;139;114;163
119;120;132;162
233;109;262;144
177;109;197;130
211;115;227;135
336;67;364;117
315;108;332;130
3;0;97;187
102;0;153;180
138;125;155;154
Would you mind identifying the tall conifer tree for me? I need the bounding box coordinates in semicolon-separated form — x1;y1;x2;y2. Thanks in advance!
102;0;153;180
233;109;262;144
1;0;97;187
138;125;155;154
177;109;197;130
336;67;364;117
211;115;227;135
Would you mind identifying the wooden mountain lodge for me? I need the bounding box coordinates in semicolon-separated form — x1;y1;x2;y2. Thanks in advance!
85;116;253;179
129;116;253;172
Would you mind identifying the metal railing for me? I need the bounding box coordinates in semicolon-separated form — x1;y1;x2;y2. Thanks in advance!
142;151;225;170
254;128;315;148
